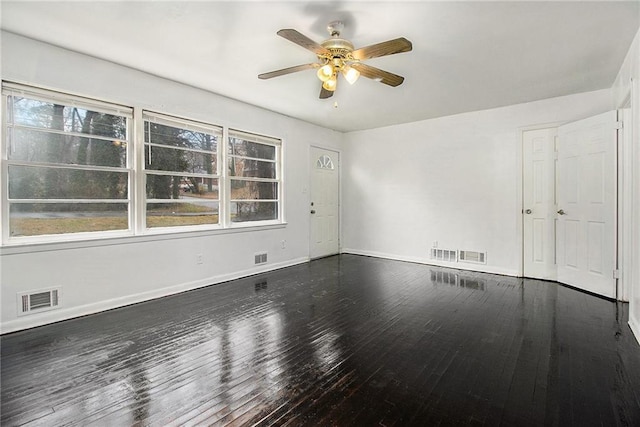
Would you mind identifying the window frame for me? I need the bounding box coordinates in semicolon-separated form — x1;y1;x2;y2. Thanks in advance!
1;83;285;246
226;129;283;227
1;83;134;244
142;111;222;233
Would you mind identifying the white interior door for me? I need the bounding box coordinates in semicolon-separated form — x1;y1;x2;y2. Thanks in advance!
556;111;617;298
523;128;557;280
310;146;339;259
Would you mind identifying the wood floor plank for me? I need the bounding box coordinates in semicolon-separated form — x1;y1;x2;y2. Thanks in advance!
2;255;640;426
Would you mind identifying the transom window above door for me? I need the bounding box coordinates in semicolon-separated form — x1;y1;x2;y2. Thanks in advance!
316;154;334;170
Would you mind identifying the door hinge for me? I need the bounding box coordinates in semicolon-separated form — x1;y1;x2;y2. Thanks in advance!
615;121;623;130
613;269;620;279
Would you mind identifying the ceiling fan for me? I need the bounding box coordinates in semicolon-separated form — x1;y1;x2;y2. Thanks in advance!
258;21;412;99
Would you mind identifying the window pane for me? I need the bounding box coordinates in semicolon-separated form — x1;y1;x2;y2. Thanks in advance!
9;203;128;236
146;175;218;200
228;158;275;178
228;137;275;160
230;180;278;200
146;146;216;174
11;97;127;139
231;201;277;222
10;128;126;167
9;166;128;199
145;122;218;152
146;201;219;228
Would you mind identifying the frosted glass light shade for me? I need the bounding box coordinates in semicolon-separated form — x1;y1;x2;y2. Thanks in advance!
317;64;334;82
342;66;360;85
322;75;337;91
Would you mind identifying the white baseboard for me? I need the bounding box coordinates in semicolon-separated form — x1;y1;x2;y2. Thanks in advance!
0;256;309;334
341;248;520;277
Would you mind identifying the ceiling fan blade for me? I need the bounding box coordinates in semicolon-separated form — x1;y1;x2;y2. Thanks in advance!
319;85;334;99
277;29;331;56
258;63;320;80
351;37;412;60
350;63;405;87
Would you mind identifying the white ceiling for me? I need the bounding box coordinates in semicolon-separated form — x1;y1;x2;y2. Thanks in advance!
1;1;638;132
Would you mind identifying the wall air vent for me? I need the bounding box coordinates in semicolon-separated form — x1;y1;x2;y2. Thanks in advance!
459;250;487;264
431;248;457;262
254;252;268;265
17;288;61;316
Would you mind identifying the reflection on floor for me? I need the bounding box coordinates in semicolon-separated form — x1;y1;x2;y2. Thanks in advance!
2;254;640;426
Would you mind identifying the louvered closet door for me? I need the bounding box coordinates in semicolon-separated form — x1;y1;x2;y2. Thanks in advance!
556;111;617;298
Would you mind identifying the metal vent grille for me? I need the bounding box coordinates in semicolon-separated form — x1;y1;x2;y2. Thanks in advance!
254;253;268;265
431;248;457;262
17;288;61;316
459;250;487;264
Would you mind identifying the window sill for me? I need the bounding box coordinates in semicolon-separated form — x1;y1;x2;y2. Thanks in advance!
0;222;288;255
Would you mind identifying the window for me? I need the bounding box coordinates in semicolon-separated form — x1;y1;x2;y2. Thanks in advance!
1;83;284;244
316;154;334;170
228;130;281;223
2;84;132;238
143;112;221;229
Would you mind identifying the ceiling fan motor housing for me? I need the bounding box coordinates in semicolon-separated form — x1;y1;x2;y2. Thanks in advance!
320;38;355;63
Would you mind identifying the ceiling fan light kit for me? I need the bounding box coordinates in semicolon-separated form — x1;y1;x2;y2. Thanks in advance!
317;64;334;82
342;66;360;85
322;74;338;91
258;20;412;99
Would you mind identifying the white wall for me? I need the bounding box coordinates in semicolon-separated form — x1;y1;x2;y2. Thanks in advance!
0;32;342;333
342;90;612;276
613;27;640;342
2;28;637;339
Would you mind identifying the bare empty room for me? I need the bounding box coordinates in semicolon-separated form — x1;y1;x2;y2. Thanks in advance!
1;1;640;426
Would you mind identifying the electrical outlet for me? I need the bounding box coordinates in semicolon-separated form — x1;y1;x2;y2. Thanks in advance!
433;241;438;248
196;253;203;264
281;240;286;249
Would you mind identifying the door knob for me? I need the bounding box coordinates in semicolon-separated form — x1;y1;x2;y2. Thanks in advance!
310;210;316;214
524;209;532;214
557;209;566;215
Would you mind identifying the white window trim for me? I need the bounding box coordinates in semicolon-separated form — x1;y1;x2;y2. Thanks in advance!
2;83;134;244
227;128;283;226
142;110;222;231
1;83;285;246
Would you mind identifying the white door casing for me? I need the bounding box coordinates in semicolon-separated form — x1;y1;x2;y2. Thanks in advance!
523;128;557;280
619;107;632;302
310;146;340;259
556;111;617;298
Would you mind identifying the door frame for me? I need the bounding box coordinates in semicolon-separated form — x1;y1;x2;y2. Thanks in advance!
618;94;632;301
520;115;623;300
308;144;342;259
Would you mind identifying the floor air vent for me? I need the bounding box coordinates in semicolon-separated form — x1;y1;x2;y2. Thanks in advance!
254;252;267;265
431;248;457;262
459;250;486;264
18;288;61;316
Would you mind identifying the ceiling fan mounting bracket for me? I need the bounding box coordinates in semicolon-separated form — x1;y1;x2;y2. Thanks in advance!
327;21;344;37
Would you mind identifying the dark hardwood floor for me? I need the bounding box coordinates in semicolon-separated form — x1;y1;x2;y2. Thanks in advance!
2;254;640;426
